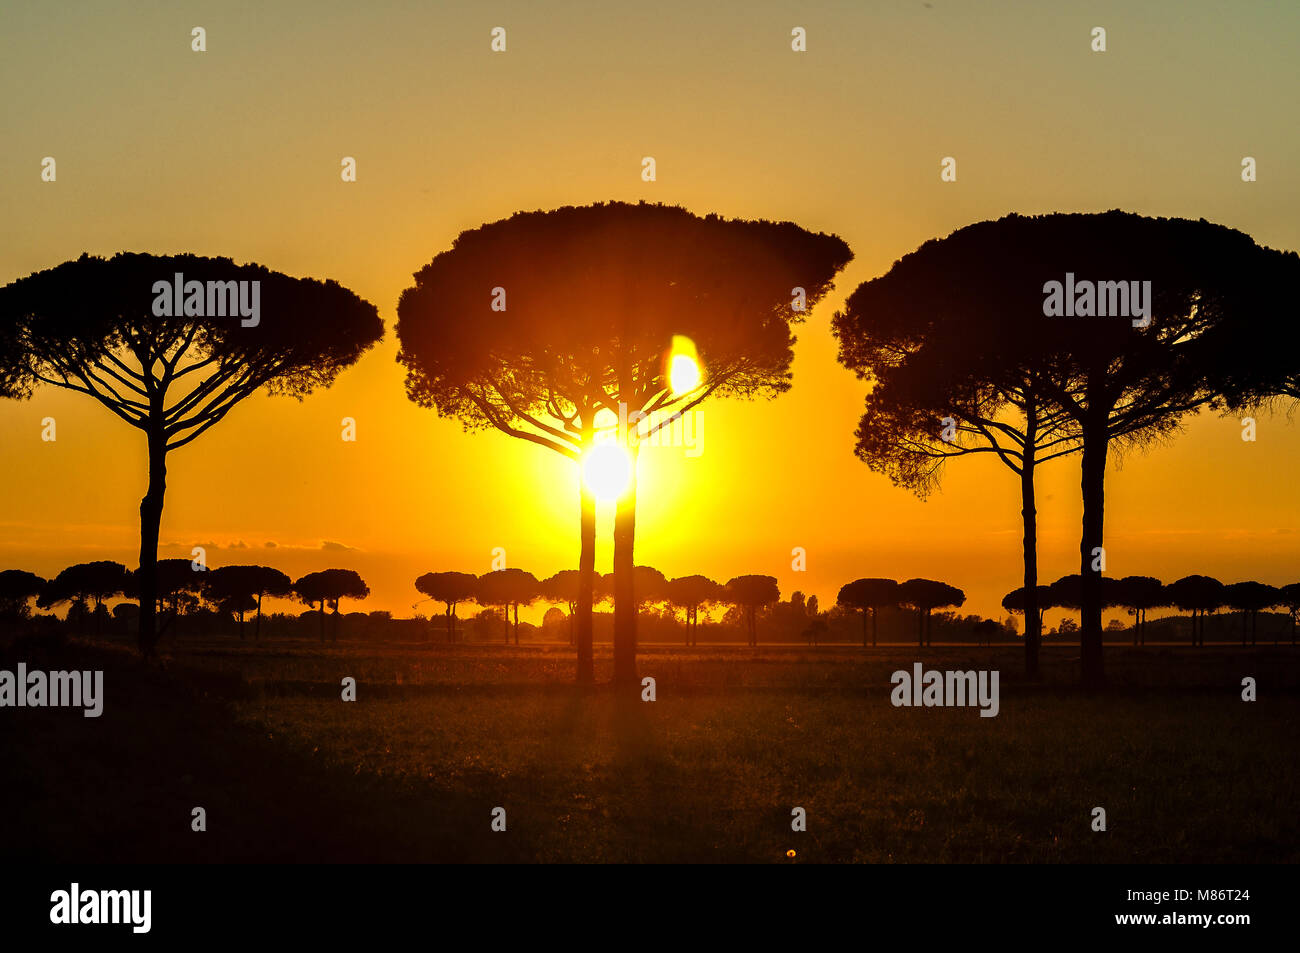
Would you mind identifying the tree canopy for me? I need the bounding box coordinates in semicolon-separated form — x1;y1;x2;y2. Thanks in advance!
295;569;370;641
667;574;725;646
38;560;130;608
0;569;47;620
725;575;780;647
208;565;292;639
1223;581;1281;645
416;570;479;642
1167;575;1225;647
396;202;851;459
2;253;383;447
475;568;539;644
897;578;966;647
836;578;899;647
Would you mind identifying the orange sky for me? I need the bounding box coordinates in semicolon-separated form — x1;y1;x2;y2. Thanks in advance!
3;1;1299;626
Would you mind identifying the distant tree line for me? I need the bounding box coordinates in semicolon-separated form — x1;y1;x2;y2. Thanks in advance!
1005;574;1300;647
416;568;785;646
0;561;369;643
6;559;1296;649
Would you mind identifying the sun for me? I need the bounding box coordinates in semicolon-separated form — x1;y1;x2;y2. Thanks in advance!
583;443;633;501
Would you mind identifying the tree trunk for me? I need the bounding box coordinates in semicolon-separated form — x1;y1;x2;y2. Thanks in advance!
136;428;167;658
513;604;519;645
1078;422;1108;688
612;456;638;687
861;607;868;648
1020;412;1042;677
576;482;596;685
871;606;878;647
255;592;263;641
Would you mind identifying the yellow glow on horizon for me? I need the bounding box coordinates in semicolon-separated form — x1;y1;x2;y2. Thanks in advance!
583;443;633;502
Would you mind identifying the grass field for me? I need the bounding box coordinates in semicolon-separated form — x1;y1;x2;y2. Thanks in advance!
4;636;1298;863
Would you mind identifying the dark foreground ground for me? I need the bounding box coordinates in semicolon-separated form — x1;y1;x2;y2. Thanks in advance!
3;636;1297;863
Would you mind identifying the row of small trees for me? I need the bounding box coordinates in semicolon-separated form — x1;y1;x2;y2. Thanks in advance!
0;562;369;642
14;559;1292;649
416;568;781;646
421;570;985;649
1004;574;1300;647
0;560;787;646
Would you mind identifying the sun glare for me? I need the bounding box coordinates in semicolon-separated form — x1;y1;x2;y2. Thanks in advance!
668;335;702;394
583;443;633;501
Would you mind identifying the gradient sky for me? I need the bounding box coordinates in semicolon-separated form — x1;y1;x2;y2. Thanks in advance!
3;0;1299;625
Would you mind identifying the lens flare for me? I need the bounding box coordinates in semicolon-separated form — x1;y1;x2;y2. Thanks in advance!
668;335;702;394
